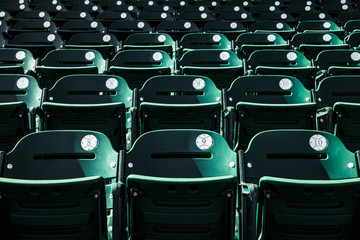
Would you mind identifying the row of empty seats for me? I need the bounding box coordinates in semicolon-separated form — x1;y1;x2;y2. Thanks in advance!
1;47;360;90
2;128;360;239
2;73;360;154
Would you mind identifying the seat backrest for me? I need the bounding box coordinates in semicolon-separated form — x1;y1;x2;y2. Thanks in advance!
227;75;313;106
179;33;232;52
315;49;360;70
122;129;238;239
247;49;312;69
2;130;118;180
44;74;132;108
315;76;360;108
0;48;36;74
243;129;359;182
0;74;42;109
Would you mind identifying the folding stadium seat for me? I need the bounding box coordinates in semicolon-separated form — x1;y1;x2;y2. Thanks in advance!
33;3;66;16
39;74;132;151
35;49;106;88
112;129;238;240
346;32;360;49
100;2;139;17
291;32;348;60
216;12;256;28
192;0;221;8
257;12;297;27
66;33;120;59
11;10;51;23
6;32;64;59
96;11;134;27
70;2;104;15
321;1;356;15
134;75;222;137
109;50;174;89
177;9;214;28
246;50;317;89
203;20;247;41
286;3;319;16
142;4;175;14
0;130;119;239
0;48;36;74
131;0;159;8
223;75;316;150
249;5;282;18
240;129;360;240
315;75;360;151
296;20;344;37
0;1;30;14
177;5;211;14
53;10;93;25
344;20;360;33
7;19;57;38
213;4;246;17
156;20;199;41
179;49;243;89
122;33;175;58
0;74;41;152
58;19;106;41
315;49;360;79
179;33;232;57
298;12;335;22
138;12;174;27
108;20;152;41
249;21;295;40
235;32;289;59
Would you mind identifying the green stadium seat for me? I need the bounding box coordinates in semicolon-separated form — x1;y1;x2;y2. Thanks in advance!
36;49;106;89
122;33;175;58
298;12;335;22
138;12;174;27
135;75;222;137
0;48;36;74
240;129;360;240
0;74;42;151
0;10;11;21
66;33;120;59
6;32;63;59
235;32;289;58
249;21;295;40
1;130;120;239
296;20;344;36
109;50;174;89
291;32;348;60
216;12;256;28
179;49;243;89
179;33;232;56
108;20;152;41
156;20;199;41
39;74;132;151
257;13;297;27
224;75;316;150
113;129;238;240
58;20;106;41
315;49;360;80
203;20;247;41
33;3;65;15
7;19;57;37
52;10;93;25
96;11;134;27
11;10;51;23
246;49;317;89
315;75;360;134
